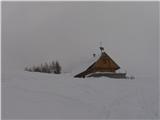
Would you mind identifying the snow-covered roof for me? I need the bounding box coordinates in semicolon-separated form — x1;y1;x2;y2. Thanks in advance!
71;55;99;76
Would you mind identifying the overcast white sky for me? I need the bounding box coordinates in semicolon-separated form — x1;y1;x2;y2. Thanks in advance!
2;2;159;77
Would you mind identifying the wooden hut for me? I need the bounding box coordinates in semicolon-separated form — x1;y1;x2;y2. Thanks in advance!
74;47;126;78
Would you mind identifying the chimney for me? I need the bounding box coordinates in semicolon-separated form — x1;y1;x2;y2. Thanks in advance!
93;53;96;57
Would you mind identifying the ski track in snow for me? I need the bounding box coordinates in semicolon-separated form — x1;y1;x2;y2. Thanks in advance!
2;71;159;119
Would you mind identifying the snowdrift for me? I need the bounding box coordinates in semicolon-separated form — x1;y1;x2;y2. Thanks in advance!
2;71;159;119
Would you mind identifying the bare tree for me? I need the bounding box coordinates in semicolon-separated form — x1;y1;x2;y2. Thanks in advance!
25;60;62;74
55;61;61;74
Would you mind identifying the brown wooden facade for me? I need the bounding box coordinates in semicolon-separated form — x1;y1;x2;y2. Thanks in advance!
74;52;120;78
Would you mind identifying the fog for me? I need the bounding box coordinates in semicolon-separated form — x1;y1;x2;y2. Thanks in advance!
2;2;159;77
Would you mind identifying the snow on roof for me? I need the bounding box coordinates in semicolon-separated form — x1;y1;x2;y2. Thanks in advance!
71;55;99;76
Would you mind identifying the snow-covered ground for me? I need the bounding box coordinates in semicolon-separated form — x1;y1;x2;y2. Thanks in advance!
2;71;159;119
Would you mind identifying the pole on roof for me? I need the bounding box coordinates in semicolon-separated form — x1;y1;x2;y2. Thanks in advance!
99;41;104;53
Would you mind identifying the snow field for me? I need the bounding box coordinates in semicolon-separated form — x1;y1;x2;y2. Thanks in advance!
2;71;159;119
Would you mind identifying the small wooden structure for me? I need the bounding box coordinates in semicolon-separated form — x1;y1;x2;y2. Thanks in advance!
74;47;126;78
